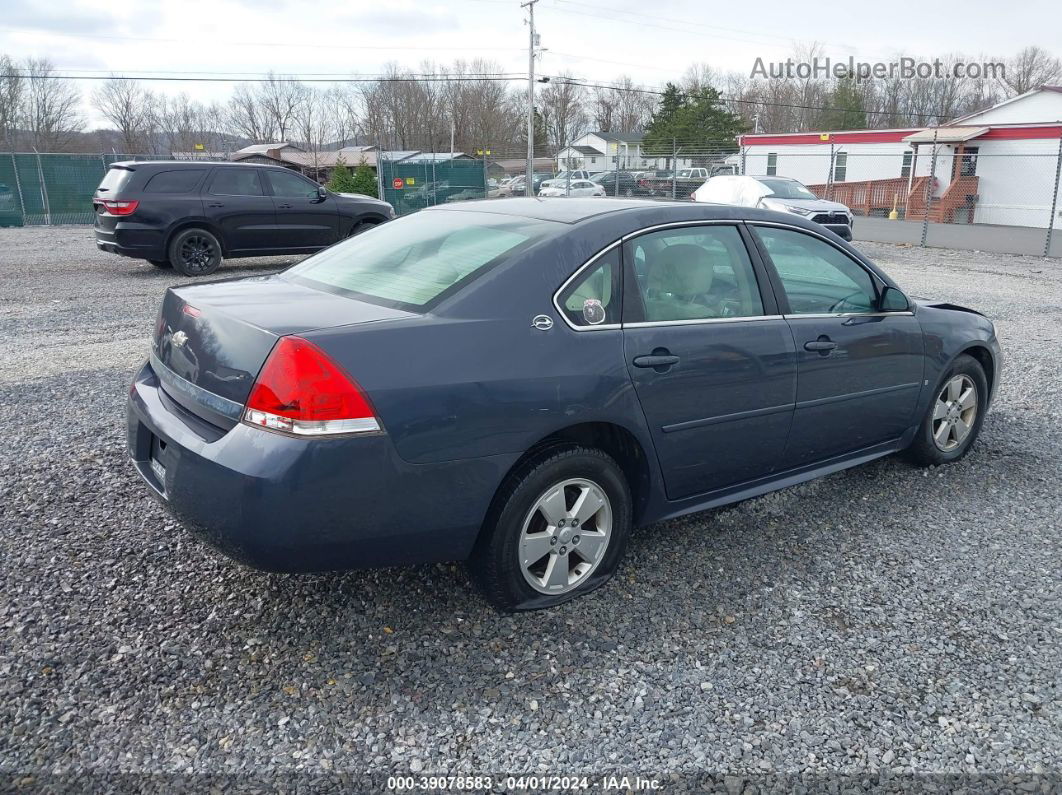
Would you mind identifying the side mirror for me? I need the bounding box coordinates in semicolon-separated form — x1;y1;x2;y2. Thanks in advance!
316;186;328;201
879;285;909;312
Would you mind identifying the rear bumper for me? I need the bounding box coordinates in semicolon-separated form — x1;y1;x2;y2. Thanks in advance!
126;360;514;572
95;224;167;260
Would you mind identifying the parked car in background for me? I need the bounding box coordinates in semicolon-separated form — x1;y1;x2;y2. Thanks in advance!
693;175;855;240
589;171;642;197
506;173;555;196
129;198;999;610
540;170;593;189
93;161;395;276
539;179;606;198
0;182;23;227
642;167;713;197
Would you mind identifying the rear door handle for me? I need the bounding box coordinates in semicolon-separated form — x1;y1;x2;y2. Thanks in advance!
633;354;680;368
804;337;838;353
207;202;224;208
277;203;293;209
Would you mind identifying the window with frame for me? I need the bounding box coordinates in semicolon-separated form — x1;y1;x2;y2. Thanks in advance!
210;168;264;196
558;248;621;327
959;146;978;177
833;151;848;182
625;225;765;323
144;169;205;193
900;150;913;178
766;153;778;175
268;169;320;198
754;225;877;315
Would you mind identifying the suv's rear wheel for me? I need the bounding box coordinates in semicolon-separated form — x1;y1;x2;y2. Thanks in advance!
471;445;632;611
169;228;222;277
148;259;172;269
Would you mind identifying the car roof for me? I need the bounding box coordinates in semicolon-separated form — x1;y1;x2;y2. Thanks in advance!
426;197;687;223
107;160;285;171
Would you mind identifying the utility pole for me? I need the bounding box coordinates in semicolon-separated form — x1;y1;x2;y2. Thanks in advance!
522;0;539;198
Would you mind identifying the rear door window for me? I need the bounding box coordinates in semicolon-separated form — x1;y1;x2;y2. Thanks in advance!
285;210;555;311
96;167;133;195
144;169;205;194
209;168;264;196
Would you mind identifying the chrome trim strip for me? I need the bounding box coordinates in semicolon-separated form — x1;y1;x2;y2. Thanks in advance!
783;311;916;319
149;350;244;421
620;218;740;241
551;239;624;332
662;402;793;434
624;314;785;329
795;382;921;410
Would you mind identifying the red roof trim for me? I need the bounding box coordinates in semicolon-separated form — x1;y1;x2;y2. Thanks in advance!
979;125;1062;140
741;124;1062;146
740;130;919;146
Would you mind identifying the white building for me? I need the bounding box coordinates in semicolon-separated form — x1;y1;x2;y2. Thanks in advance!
738;86;1062;229
556;132;696;173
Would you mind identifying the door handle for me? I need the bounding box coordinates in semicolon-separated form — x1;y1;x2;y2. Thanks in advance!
804;337;838;354
633;353;680;368
207;202;224;208
277;203;293;209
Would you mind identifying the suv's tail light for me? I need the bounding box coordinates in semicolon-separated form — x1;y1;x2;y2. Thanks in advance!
96;199;139;216
243;336;380;436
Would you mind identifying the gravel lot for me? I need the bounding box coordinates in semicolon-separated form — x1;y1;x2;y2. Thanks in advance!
1;226;1059;791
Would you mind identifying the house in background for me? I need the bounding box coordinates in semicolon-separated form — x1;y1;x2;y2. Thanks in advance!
230;143;382;181
738;86;1062;229
555;132;696;173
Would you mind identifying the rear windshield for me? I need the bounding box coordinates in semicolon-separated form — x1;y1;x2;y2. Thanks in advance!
96;167;133;194
284;210;556;311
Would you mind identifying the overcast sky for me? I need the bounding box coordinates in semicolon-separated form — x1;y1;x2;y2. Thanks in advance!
2;0;1060;127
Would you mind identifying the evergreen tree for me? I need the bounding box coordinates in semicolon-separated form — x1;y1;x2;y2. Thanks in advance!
819;75;867;130
350;158;379;197
642;83;745;163
327;158;358;192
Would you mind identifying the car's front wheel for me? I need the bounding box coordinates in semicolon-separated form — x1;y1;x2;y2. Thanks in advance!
471;445;632;611
169;228;222;277
906;353;988;466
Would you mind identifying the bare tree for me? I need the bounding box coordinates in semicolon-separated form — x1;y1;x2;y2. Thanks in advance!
20;58;82;151
539;72;587;149
999;46;1062;97
92;78;160;154
259;73;305;142
0;55;23;148
226;83;276;143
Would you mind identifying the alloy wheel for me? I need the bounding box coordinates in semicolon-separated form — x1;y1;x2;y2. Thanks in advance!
179;234;218;275
518;478;612;595
932;374;978;451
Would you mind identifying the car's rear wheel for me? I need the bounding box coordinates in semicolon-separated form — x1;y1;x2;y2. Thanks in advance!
471;445;632;611
906;354;988;466
169;228;222;277
148;259;172;269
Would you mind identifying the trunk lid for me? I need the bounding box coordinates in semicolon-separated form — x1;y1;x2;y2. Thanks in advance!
93;164;136;231
153;275;414;422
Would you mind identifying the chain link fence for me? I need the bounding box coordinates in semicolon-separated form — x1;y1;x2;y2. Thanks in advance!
4;142;1060;258
0;152;224;227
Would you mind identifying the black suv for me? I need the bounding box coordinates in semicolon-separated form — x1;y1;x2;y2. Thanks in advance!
93;161;395;276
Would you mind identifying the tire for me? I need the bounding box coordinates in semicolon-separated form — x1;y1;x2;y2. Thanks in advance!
470;445;632;612
905;353;988;467
168;228;222;277
347;219;379;238
147;259;172;269
623;188;634;197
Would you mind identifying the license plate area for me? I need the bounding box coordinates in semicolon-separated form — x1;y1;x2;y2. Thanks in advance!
149;434;167;490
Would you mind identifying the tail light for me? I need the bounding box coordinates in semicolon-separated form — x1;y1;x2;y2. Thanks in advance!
96;199;139;216
243;336;380;436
